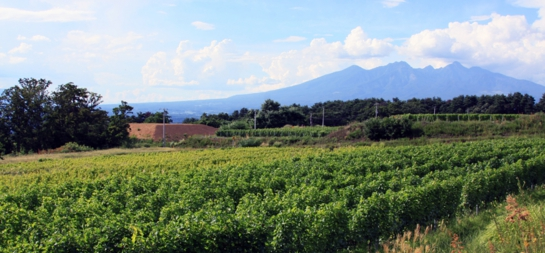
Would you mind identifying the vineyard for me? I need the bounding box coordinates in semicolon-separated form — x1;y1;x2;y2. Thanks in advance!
393;113;521;122
1;138;545;252
216;126;339;138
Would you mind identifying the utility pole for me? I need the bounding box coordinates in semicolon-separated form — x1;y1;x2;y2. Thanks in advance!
162;108;166;147
322;107;324;127
310;112;313;126
254;110;257;129
434;106;436;115
375;103;379;118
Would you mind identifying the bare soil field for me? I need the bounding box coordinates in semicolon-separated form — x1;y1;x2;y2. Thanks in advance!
129;123;218;141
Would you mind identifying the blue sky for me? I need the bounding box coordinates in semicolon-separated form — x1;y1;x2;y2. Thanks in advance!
0;0;544;104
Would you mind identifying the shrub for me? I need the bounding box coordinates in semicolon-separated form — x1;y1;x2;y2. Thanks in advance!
347;129;363;140
60;142;93;153
364;118;413;141
238;138;262;147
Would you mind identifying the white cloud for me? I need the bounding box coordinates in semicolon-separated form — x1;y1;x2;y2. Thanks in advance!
142;39;243;87
8;43;32;54
273;36;307;43
0;7;95;22
191;21;215;30
9;57;26;64
140;27;393;96
62;31;143;61
142;51;199;87
30;35;51;41
469;14;493;22
382;0;405;8
17;34;50;41
344;27;394;57
258;27;393;92
227;75;271;85
399;12;545;84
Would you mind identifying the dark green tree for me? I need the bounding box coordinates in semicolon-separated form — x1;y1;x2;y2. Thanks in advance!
50;82;109;148
143;111;172;123
537;93;545;112
130;111;153;123
108;101;134;147
0;93;13;155
2;78;52;153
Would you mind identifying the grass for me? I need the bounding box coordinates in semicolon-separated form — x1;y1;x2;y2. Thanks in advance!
373;184;545;253
0;147;177;165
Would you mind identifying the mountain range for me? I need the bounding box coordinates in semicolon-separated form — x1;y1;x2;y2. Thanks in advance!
100;61;545;122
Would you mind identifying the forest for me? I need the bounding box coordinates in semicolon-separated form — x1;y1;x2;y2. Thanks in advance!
186;92;545;128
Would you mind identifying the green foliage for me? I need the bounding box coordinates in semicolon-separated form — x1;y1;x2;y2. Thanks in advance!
364;117;412;141
216;126;338;138
50;82;110;149
223;120;250;130
60;142;94;152
108;101;134;147
0;79;139;154
142;110;172;123
238;138;262;147
1;78;52;153
0;138;544;251
347;129;363;140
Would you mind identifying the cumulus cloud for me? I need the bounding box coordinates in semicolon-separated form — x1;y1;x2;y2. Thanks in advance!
30;35;51;41
227;75;273;85
343;27;394;57
191;21;215;30
399;12;545;84
273;36;307;43
8;43;32;54
142;39;242;87
382;0;405;8
142;51;199;86
256;27;393;92
9;57;26;64
141;26;393;96
0;7;95;22
62;31;143;61
17;35;51;41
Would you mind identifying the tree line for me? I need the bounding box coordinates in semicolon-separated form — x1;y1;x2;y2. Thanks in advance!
187;92;545;128
0;78;171;155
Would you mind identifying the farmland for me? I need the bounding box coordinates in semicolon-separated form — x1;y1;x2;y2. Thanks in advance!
1;137;544;252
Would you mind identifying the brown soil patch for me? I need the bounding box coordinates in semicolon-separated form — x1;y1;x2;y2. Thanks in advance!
129;123;218;142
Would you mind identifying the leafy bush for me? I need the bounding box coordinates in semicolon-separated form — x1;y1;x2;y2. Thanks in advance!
364;118;412;141
60;142;93;153
238;138;262;147
346;129;363;140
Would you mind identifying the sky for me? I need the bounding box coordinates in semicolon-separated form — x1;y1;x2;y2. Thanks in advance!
0;0;545;104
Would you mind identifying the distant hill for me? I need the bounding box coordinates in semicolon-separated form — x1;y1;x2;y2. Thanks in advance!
100;62;545;122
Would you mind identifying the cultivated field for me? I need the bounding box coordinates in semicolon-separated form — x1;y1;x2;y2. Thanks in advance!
0;137;544;252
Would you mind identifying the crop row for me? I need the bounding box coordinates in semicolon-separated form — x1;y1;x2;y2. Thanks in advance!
393;113;521;122
0;138;544;252
215;126;339;138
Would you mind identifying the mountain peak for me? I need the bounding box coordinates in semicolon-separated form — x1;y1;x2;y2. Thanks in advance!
344;65;363;71
387;61;411;67
446;61;466;69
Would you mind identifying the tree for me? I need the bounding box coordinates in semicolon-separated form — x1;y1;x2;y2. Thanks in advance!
108;101;134;147
261;99;280;112
0;93;13;155
2;78;52;153
50;82;109;148
143;111;172;123
130;111;153;123
537;93;545;112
